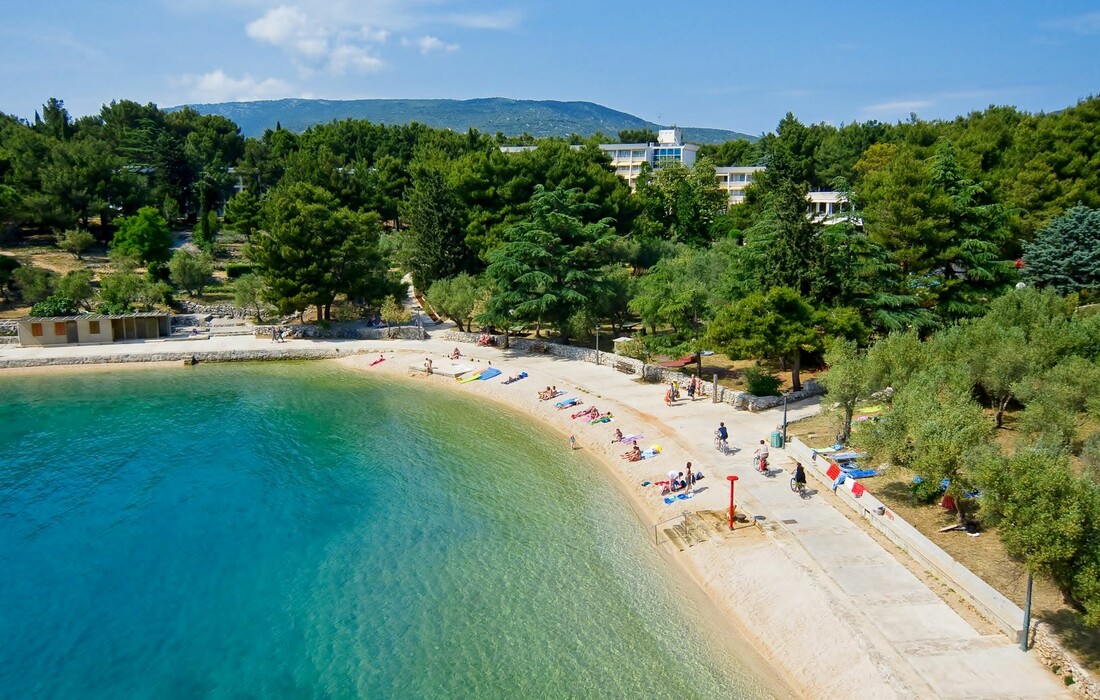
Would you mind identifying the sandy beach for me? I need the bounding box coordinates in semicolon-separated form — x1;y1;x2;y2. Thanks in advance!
2;336;1072;699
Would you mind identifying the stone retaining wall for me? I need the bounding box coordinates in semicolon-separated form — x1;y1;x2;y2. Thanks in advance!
253;324;425;341
1033;624;1100;697
174;300;258;320
0;347;361;370
440;330;823;410
0;320;17;336
0;336;18;344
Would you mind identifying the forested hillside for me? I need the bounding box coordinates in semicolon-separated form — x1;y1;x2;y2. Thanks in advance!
169;97;756;143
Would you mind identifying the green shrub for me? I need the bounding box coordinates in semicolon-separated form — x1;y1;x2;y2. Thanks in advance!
226;263;255;279
743;367;781;396
31;294;77;317
910;477;945;504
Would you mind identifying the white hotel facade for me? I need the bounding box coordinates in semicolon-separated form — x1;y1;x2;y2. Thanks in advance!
500;128;848;219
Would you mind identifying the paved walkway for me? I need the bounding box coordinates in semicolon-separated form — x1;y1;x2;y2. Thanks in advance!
0;330;1071;699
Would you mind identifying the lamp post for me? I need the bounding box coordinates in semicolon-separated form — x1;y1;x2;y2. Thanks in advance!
782;391;789;445
1021;572;1034;651
726;475;739;530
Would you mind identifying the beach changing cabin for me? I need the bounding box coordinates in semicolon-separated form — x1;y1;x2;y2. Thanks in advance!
17;313;171;347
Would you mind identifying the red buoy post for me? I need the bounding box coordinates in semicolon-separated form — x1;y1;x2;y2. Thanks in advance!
727;475;739;530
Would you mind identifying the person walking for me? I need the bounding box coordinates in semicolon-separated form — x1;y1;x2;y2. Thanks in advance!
687;375;696;401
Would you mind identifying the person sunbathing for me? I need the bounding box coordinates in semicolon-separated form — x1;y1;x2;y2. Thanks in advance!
572;406;597;419
611;429;623;443
588;411;612;423
622;445;642;461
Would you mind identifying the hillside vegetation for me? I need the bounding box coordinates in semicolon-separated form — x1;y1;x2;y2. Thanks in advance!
168;97;756;143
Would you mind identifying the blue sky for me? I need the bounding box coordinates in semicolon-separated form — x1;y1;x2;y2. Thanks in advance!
1;0;1097;135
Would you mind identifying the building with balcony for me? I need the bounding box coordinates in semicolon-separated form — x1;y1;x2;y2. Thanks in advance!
714;166;765;205
598;128;699;189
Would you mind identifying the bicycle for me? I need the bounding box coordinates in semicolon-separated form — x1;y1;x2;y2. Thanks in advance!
714;430;729;454
790;476;808;498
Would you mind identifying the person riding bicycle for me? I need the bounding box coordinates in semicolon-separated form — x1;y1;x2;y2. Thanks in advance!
754;439;770;471
794;463;806;490
715;422;729;452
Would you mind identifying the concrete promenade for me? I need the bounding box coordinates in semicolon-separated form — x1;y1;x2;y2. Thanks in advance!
0;332;1072;699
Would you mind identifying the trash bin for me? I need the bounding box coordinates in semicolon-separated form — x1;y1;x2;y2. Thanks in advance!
770;431;784;448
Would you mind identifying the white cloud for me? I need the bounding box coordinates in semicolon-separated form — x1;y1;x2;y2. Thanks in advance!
1042;11;1100;36
444;9;521;30
862;99;935;118
328;44;386;74
246;6;330;58
402;35;459;53
177;70;294;102
237;2;514;75
358;25;390;43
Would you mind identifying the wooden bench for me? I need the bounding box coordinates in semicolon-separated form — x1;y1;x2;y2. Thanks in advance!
613;361;636;374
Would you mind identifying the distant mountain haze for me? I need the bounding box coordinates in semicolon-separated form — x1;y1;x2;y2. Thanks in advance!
167;97;756;144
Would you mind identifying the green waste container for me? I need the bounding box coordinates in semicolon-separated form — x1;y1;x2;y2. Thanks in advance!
770;431;784;448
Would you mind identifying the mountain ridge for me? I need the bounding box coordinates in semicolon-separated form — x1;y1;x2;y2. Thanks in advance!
168;97;757;144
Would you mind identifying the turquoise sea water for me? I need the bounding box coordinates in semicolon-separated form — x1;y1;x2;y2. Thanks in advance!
0;363;776;699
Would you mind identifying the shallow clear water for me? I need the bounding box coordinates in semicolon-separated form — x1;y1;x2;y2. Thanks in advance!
0;363;775;699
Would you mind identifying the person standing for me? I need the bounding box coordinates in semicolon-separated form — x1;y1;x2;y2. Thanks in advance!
569;434;576;450
687;375;696;401
685;462;694;495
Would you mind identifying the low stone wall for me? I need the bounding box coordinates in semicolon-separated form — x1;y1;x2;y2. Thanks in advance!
1033;624;1100;697
0;336;18;344
253;324;425;341
0;347;362;370
0;320;17;336
174;300;257;320
440;330;824;410
171;314;212;328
